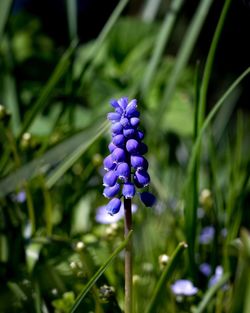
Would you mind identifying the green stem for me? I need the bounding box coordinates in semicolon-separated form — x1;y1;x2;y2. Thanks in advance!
124;198;133;313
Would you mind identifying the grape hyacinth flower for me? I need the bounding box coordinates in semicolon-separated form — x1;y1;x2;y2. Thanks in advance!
103;97;156;215
103;97;155;313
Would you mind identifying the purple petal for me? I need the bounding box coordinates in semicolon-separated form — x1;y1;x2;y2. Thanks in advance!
136;130;144;141
199;263;212;277
118;97;129;110
199;226;215;244
111;122;123;135
111;148;126;163
103;183;120;198
123;128;136;138
134;169;150;187
96;203;137;224
112;134;125;147
140;191;156;207
139;142;148;155
103;170;117;187
122;183;135;199
106;198;122;215
110;99;119;108
130;117;140;127
126;139;140;154
125;99;138;117
108;142;116;153
103;155;116;171
131;155;148;170
116;162;130;181
107;112;121;122
120;117;130;128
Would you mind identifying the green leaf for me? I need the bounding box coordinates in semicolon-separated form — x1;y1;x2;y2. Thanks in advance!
69;230;133;313
0;0;12;40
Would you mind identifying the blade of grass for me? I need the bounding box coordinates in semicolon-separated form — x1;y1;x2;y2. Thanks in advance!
197;0;232;131
69;230;133;313
46;120;109;188
145;242;188;313
141;0;161;22
0;118;107;197
155;0;214;125
20;39;78;135
66;0;78;42
193;273;230;313
141;0;184;95
0;0;12;40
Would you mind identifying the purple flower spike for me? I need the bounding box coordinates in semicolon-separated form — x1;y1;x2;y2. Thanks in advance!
106;198;122;215
116;162;130;181
103;170;117;187
171;279;198;296
126;139;140;154
140;192;156;207
102;97;155;215
122;183;135;199
103;183;120;198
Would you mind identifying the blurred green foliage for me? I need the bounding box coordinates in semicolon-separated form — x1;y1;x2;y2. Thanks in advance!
0;0;250;312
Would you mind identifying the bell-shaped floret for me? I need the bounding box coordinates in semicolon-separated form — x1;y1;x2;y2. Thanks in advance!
106;198;122;215
107;112;121;122
131;155;148;170
108;142;116;153
120;117;130;128
111;148;126;163
103;170;117;187
112;134;125;147
136;130;144;141
116;162;130;181
126;139;140;154
134;169;150;187
139;142;148;155
130;117;140;127
123;128;136;138
103;183;120;198
125;100;139;118
140;191;156;207
118;97;128;110
110;99;119;109
122;182;135;199
111;122;123;135
103;155;116;171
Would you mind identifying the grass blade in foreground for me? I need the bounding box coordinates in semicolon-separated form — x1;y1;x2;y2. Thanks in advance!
69;230;133;313
0;0;12;40
145;242;188;313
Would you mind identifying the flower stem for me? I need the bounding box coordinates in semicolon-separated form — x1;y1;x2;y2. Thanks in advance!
124;197;133;313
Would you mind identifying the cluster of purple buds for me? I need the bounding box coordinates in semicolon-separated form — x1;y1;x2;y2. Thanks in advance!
103;97;156;215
